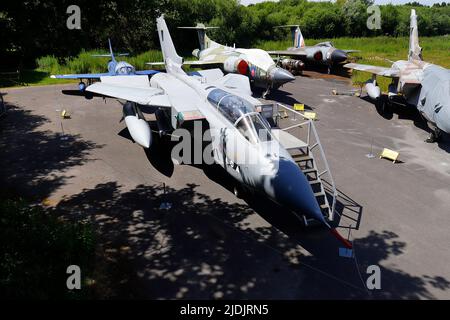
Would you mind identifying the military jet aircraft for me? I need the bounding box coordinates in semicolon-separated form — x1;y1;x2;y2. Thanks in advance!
344;9;450;143
268;25;357;74
148;23;295;98
51;39;158;95
85;15;351;246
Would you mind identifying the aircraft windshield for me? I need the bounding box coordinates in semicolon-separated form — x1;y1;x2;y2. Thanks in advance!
317;41;333;47
207;89;256;123
235;113;272;144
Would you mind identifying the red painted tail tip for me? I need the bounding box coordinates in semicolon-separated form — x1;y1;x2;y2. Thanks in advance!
330;228;353;249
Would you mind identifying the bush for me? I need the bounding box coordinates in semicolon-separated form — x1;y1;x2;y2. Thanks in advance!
36;56;60;74
0;195;95;299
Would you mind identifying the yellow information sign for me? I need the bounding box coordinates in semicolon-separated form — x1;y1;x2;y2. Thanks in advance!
294;103;305;111
304;111;317;120
379;148;399;163
61;109;71;119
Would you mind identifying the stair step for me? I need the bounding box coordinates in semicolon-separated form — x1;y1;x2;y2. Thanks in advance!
309;179;321;185
292;154;313;163
320;203;329;210
314;191;325;198
302;168;317;174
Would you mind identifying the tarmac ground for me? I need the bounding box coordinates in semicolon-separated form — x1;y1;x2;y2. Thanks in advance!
1;74;449;299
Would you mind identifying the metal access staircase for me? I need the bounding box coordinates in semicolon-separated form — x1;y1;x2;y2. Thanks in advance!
271;103;337;224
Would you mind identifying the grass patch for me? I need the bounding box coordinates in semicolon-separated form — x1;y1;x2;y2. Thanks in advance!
0;193;95;299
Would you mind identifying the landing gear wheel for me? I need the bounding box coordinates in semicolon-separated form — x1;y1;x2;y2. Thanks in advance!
381;97;390;114
262;87;270;99
425;129;442;143
233;185;244;199
376;96;391;115
85;91;93;100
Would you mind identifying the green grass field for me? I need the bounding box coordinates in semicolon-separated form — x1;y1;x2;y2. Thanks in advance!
1;36;448;90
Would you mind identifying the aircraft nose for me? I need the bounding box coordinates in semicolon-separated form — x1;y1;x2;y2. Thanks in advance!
331;49;348;64
268;159;329;227
270;67;295;85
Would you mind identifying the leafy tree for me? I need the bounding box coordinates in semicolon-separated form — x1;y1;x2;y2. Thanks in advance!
342;0;368;37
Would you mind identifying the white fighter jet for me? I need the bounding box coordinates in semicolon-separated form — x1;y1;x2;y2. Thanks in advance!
86;15;350;244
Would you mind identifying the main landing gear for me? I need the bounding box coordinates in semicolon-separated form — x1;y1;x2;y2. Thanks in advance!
425;127;443;143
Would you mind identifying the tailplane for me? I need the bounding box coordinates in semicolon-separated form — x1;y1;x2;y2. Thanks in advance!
91;38;129;61
408;9;422;61
178;24;219;51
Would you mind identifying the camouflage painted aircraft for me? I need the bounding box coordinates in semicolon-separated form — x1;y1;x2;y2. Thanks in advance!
148;24;295;98
267;25;357;74
345;9;450;143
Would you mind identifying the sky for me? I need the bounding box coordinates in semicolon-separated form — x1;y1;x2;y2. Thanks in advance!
240;0;449;6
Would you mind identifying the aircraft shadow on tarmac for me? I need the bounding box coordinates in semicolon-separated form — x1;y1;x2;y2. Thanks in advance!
138;131;365;260
362;95;450;153
199;163;363;257
117;121;175;178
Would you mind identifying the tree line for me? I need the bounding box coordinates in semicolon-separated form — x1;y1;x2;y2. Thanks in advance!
1;0;449;68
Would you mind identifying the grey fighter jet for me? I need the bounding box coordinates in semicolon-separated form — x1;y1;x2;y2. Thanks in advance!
344;9;450;143
86;15;350;245
148;23;295;98
268;25;357;74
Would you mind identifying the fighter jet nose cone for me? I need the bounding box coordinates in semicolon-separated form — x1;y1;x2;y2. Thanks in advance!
269;160;327;226
271;67;295;85
331;50;348;64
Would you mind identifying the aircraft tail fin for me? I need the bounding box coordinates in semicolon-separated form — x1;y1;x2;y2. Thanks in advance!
178;24;219;51
91;39;129;60
408;9;422;61
108;38;115;62
275;25;305;48
156;15;183;72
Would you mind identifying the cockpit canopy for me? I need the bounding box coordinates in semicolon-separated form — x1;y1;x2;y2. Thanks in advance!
316;41;333;48
207;88;272;143
207;88;255;123
115;61;135;75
